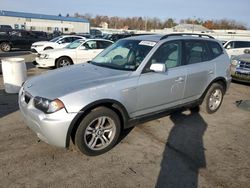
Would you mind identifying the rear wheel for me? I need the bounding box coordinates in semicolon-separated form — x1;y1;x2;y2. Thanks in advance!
201;83;225;114
56;57;73;68
75;107;121;156
0;42;11;52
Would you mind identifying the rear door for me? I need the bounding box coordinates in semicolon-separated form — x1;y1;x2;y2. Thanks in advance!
134;40;187;117
182;40;215;103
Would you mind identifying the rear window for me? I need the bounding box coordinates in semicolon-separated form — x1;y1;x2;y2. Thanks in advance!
207;41;223;58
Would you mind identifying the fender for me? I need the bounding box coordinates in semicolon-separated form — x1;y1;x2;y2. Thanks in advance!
65;99;130;147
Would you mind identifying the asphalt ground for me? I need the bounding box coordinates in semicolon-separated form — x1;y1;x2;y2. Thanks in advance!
0;52;250;188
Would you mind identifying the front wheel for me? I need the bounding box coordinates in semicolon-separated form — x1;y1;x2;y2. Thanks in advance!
56;57;73;68
75;107;121;156
201;83;225;114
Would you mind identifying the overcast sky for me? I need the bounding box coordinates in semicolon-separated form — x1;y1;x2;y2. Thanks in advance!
0;0;249;27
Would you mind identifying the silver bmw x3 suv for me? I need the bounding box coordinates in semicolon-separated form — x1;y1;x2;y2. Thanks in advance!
19;33;231;156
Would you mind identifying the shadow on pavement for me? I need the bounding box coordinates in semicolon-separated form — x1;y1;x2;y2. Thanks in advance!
0;50;31;57
156;108;207;188
0;90;19;118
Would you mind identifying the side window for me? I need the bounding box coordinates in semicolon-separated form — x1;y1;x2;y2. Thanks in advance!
66;37;74;43
225;41;234;49
73;37;82;41
97;41;113;49
59;38;69;44
148;41;181;69
234;41;250;48
207;41;223;58
184;40;210;64
84;41;97;49
60;37;74;44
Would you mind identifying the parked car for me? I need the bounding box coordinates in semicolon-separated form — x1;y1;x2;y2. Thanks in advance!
0;29;48;52
0;25;12;31
32;31;51;40
31;35;85;53
223;40;250;58
35;39;113;68
19;33;231;156
230;50;250;83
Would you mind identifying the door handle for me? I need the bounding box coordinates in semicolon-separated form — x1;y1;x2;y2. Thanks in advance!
175;77;184;82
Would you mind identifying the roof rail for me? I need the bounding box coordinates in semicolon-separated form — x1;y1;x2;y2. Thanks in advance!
160;33;214;40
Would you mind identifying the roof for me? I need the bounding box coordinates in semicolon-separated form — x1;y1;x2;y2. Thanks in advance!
128;35;163;42
0;10;89;23
125;33;216;42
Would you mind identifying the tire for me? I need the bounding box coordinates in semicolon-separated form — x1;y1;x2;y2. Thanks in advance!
75;107;121;156
0;42;11;52
44;47;53;51
200;83;225;114
56;57;73;68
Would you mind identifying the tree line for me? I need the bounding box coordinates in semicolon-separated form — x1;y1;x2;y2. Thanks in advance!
73;13;247;30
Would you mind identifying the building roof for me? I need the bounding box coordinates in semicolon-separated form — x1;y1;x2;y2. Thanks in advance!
0;10;89;23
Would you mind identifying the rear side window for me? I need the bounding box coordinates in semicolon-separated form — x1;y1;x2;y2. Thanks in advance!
184;40;210;64
97;41;113;49
207;41;223;58
73;37;82;41
234;41;250;48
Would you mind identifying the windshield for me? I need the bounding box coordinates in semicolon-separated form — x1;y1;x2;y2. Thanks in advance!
50;36;62;42
91;39;155;71
65;40;85;49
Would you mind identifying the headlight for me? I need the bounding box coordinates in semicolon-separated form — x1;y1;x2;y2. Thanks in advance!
39;54;49;59
34;97;65;114
231;59;239;66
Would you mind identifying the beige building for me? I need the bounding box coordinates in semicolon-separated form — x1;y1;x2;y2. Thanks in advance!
0;10;89;34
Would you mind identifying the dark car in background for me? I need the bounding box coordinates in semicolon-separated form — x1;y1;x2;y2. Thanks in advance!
0;25;12;31
230;50;250;83
0;29;49;52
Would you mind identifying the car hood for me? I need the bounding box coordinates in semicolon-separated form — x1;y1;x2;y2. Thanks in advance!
24;63;131;99
235;54;250;62
40;48;74;56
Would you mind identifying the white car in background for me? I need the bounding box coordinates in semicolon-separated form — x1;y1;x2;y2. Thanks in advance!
31;35;86;53
35;39;113;68
224;40;250;58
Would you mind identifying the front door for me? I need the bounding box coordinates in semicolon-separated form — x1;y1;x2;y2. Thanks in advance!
133;40;186;117
77;40;102;63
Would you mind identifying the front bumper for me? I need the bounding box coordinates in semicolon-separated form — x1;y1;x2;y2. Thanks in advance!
230;67;250;83
35;57;55;67
18;88;77;148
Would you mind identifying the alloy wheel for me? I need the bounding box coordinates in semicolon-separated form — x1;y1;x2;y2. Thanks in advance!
84;116;116;151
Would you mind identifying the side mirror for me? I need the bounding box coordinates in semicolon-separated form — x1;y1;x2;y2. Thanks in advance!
150;63;166;73
226;45;231;49
79;46;86;50
57;40;63;44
